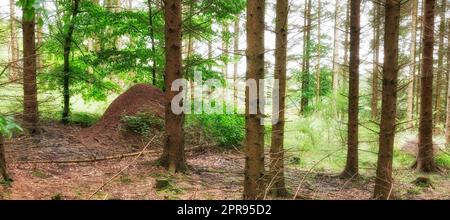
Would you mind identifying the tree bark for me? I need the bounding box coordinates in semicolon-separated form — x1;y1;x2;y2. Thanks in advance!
9;0;19;80
62;0;80;124
148;0;157;86
407;0;419;128
331;0;340;91
0;134;10;181
434;0;446;125
22;3;40;135
244;0;266;200
270;0;288;198
374;0;401;200
446;7;450;145
416;0;439;173
342;0;360;178
371;2;381;120
159;0;187;173
316;0;322;104
301;0;312;113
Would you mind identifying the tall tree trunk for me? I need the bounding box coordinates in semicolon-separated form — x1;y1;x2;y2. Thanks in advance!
159;0;187;173
222;23;230;79
148;0;157;85
316;0;322;104
416;0;439;173
301;0;312;113
342;0;360;178
407;0;419;128
36;12;43;73
371;2;381;120
343;1;350;85
233;16;240;109
332;0;340;91
374;0;401;200
22;3;40;135
62;0;81;124
434;0;446;125
415;1;425;118
0;134;10;181
9;0;19;80
270;0;288;198
445;14;450;145
244;0;266;200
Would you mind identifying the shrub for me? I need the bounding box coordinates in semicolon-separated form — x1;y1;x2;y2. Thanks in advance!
187;114;245;148
121;112;163;137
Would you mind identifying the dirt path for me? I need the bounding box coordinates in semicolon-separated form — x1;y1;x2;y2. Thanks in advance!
1;123;449;200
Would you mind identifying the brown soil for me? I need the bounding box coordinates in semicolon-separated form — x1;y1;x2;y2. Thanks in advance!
78;84;166;149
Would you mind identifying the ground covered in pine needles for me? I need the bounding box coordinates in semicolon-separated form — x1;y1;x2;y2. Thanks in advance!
1;121;450;200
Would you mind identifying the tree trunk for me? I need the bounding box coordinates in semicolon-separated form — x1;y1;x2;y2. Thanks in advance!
331;0;340;92
374;0;401;200
22;4;40;135
0;134;10;181
148;0;157;86
36;12;43;73
342;0;360;178
446;8;450;145
233;16;240;109
222;23;230;79
270;0;288;198
407;0;419;128
159;0;187;173
9;0;19;80
371;2;381;120
416;0;439;173
244;0;266;200
316;0;322;104
62;0;80;124
301;0;312;113
434;0;446;125
342;1;350;85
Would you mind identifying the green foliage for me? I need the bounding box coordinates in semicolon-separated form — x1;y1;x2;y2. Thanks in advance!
187;114;245;148
121;112;163;137
0;116;22;138
436;153;450;168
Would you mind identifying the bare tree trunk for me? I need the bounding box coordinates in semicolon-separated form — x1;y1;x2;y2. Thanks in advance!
62;0;81;124
446;9;450;145
159;0;187;173
342;1;350;85
332;0;340;91
407;0;419;128
371;2;380;120
9;0;19;80
0;134;10;181
233;17;240;109
316;0;322;104
342;0;360;178
434;0;446;125
148;0;157;85
22;4;40;135
270;0;288;198
416;0;439;173
301;0;312;113
244;0;266;200
374;0;401;200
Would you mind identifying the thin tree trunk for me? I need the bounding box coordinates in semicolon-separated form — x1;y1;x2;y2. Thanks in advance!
36;13;43;73
445;14;450;144
148;0;157;85
371;2;381;120
270;0;288;198
22;3;40;134
316;0;322;104
416;0;439;173
342;0;360;178
301;0;312;113
434;0;446;125
343;1;350;85
233;17;240;109
407;0;419;128
62;0;81;124
9;0;19;80
222;23;229;79
159;0;187;173
332;0;340;91
415;0;425;117
374;0;401;200
244;0;266;200
0;134;10;181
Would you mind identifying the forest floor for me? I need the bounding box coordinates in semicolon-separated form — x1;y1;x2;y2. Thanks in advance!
1;121;450;200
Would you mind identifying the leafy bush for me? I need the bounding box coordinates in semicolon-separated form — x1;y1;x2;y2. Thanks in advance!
187;114;245;148
121;112;163;136
0;116;22;137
